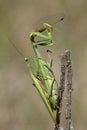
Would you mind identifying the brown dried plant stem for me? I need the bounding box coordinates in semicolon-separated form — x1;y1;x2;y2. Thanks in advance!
55;51;66;130
65;50;73;130
54;50;74;130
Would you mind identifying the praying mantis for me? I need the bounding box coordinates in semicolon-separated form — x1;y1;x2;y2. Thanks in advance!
8;15;64;124
25;17;64;124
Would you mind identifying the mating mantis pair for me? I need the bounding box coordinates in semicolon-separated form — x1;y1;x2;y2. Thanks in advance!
25;18;64;124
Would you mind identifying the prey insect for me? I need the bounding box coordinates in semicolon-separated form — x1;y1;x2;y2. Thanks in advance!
25;17;64;124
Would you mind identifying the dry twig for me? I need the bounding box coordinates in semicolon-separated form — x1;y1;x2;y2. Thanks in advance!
54;50;74;130
55;51;67;130
65;50;74;130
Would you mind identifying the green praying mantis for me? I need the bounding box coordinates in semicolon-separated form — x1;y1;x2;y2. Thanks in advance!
25;17;64;124
8;15;64;125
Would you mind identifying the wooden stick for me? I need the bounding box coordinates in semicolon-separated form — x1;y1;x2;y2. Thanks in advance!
65;50;74;130
55;51;66;130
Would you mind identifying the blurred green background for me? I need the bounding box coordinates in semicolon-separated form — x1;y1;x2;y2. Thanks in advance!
0;0;87;130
